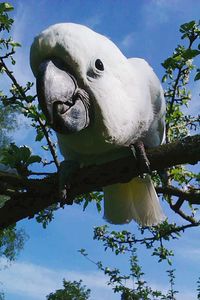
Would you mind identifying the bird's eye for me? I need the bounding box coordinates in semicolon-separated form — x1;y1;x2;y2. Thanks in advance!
95;59;104;71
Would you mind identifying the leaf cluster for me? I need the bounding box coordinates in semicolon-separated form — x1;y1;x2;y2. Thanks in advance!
46;279;91;300
162;20;200;143
0;225;28;261
79;245;178;300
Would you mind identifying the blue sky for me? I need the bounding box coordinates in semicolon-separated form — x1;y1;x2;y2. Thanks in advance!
1;0;200;299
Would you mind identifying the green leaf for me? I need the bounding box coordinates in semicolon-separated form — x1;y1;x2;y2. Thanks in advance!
0;195;10;208
181;33;188;40
162;74;168;82
182;49;200;59
96;201;102;213
180;20;196;33
41;145;49;151
83;199;89;211
9;41;21;47
35;130;44;142
18;145;31;162
27;155;41;164
0;2;14;13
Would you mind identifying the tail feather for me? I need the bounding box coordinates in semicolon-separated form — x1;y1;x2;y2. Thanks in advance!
103;175;165;226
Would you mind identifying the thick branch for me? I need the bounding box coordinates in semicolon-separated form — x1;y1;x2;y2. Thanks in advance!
0;134;199;230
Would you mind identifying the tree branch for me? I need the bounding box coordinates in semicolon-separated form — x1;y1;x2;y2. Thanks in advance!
0;134;199;230
156;186;200;205
36;116;60;169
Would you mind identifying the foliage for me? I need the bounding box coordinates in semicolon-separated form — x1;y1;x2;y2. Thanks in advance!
1;143;41;176
0;1;27;272
162;20;200;143
0;3;200;299
0;104;17;151
0;225;27;261
0;1;59;226
46;279;91;300
79;246;178;300
160;20;200;227
0;2;19;152
0;5;28;300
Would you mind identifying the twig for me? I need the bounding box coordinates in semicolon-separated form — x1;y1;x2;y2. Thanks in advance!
156;186;200;205
36;116;60;169
0;58;60;169
0;50;15;60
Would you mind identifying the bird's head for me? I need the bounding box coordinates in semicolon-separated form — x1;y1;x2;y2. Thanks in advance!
30;23;131;139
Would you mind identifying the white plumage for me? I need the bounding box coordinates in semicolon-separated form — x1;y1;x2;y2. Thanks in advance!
30;23;166;226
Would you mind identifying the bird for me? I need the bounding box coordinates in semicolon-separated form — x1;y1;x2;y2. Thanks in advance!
30;23;166;226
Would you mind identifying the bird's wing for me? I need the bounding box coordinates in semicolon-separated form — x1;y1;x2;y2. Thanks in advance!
128;58;166;147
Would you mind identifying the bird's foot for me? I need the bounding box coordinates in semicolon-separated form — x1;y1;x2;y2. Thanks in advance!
59;160;80;206
130;141;151;177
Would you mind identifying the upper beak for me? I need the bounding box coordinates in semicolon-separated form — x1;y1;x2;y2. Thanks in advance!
36;59;77;125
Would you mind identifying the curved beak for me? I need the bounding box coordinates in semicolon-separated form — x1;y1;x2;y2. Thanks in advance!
36;59;77;125
36;59;90;134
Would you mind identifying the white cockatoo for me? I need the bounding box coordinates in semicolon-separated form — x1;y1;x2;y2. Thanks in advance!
30;23;166;226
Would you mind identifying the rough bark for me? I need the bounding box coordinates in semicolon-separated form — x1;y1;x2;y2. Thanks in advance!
0;134;199;230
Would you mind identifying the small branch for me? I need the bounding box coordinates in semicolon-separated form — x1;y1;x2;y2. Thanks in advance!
157;186;199;224
0;58;25;98
171;202;197;224
28;171;54;176
169;68;183;114
156;186;200;205
100;222;200;248
173;197;185;210
165;67;185;144
0;50;15;60
36;117;60;169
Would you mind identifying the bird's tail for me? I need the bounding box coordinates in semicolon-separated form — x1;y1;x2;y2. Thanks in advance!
103;175;165;226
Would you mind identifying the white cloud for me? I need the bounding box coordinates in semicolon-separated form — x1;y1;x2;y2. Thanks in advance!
12;113;34;145
84;14;103;29
142;0;184;29
120;33;135;50
0;259;196;300
143;2;169;28
190;81;200;115
11;2;35;85
12;2;28;44
177;246;200;261
0;260;117;300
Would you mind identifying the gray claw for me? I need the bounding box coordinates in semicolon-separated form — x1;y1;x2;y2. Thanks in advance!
59;160;79;206
130;141;151;176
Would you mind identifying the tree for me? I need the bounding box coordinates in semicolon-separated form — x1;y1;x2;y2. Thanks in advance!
0;2;27;263
46;279;91;300
0;2;200;299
